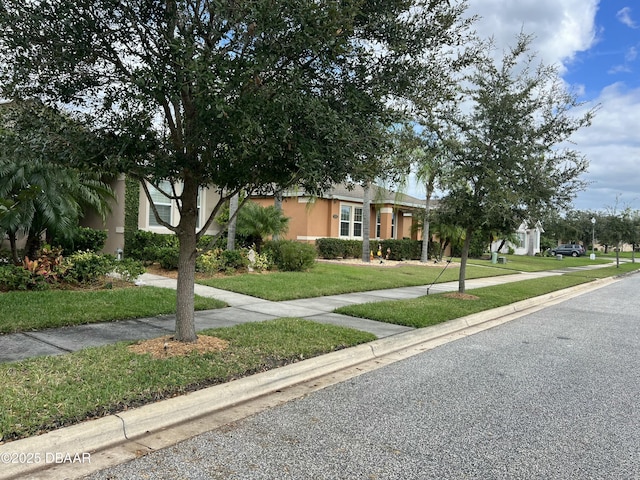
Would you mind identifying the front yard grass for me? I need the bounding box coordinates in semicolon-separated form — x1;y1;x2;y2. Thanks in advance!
0;318;375;442
0;287;225;334
197;262;513;301
466;254;611;272
335;263;640;328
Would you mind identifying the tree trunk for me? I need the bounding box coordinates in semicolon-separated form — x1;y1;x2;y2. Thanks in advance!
24;230;42;260
174;175;199;343
273;190;283;241
496;238;506;253
8;230;20;265
227;192;239;250
458;226;473;293
361;181;371;263
420;187;431;263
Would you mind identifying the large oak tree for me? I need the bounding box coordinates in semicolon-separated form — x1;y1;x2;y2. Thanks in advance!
0;0;473;340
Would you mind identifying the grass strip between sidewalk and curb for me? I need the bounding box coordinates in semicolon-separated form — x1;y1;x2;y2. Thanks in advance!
0;287;225;334
0;319;376;443
334;263;640;327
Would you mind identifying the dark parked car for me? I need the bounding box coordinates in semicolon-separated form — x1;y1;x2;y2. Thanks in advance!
550;244;584;257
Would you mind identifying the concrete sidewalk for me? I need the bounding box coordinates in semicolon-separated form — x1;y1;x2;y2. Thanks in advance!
0;262;612;363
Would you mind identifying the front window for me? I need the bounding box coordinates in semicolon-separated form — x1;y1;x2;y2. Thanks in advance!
391;211;396;239
340;205;351;236
148;181;172;226
339;204;363;238
353;207;363;237
148;181;203;230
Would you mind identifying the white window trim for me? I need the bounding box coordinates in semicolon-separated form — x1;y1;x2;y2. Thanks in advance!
146;181;204;233
339;203;364;239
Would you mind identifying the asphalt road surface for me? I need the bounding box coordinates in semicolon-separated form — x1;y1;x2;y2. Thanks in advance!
87;273;640;480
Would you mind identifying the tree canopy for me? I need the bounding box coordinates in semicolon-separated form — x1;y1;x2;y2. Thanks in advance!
0;0;475;341
437;34;596;292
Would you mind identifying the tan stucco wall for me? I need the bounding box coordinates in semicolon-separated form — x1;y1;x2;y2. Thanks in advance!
81;174;126;254
253;196;420;243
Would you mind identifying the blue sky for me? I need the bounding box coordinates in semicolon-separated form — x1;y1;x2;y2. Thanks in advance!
410;0;640;213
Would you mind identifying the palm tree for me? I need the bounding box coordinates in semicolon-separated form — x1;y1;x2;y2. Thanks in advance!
236;202;289;252
0;158;113;262
0;99;113;262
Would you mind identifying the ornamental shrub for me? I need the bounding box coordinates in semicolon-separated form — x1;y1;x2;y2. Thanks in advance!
272;241;316;272
66;251;115;283
127;230;178;262
155;246;180;270
0;264;48;291
51;226;108;254
113;258;146;282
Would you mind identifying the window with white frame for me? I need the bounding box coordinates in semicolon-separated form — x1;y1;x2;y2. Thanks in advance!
353;207;363;237
148;181;172;226
376;210;381;238
148;181;203;229
391;210;396;239
339;204;364;238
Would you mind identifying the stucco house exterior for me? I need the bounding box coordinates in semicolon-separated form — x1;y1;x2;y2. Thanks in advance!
80;180;426;255
251;183;426;243
490;221;544;256
80;175;223;256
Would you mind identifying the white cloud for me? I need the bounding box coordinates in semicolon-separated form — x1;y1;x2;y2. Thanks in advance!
616;7;638;29
625;46;638;62
571;84;640;210
465;0;599;72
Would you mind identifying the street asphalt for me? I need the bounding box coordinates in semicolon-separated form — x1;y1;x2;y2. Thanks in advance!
81;268;640;480
0;260;631;479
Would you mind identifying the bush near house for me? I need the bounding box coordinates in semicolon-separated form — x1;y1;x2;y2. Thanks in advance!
316;238;423;261
264;240;316;271
315;238;361;259
127;230;225;266
0;246;145;291
50;226;108;254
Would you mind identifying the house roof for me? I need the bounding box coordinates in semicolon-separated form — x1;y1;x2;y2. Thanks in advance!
281;183;427;209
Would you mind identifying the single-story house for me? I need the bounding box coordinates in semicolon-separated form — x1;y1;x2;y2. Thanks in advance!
250;184;427;243
79;180;427;255
80;175;223;256
490;221;544;256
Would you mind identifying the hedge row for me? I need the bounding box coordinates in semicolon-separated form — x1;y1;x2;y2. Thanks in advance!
315;238;423;261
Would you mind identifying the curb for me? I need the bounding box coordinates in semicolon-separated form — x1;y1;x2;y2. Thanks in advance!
0;276;617;479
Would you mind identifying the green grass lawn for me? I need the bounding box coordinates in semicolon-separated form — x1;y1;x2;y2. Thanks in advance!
0;318;375;442
335;263;640;328
466;254;611;272
197;261;513;301
0;287;225;334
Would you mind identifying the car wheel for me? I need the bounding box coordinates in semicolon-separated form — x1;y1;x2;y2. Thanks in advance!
572;251;578;257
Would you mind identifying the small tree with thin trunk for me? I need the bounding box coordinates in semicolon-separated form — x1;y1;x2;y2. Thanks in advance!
439;34;595;292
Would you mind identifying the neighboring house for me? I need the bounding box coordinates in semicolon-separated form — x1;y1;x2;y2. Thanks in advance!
491;221;544;256
251;183;427;243
81;176;222;255
51;180;425;255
